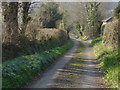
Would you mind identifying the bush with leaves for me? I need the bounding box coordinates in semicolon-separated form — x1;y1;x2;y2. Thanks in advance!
114;4;120;19
85;2;102;37
91;37;102;46
39;2;63;28
103;20;119;48
3;29;68;61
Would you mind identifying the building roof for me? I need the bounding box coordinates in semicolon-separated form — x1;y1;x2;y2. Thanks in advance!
102;17;113;23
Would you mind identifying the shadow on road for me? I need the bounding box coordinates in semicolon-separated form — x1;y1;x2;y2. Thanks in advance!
53;41;106;88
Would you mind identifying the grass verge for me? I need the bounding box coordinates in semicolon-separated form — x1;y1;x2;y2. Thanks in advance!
92;38;120;88
2;40;74;88
76;36;88;41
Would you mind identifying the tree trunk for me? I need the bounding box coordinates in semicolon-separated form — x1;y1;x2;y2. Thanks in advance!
2;2;11;44
21;2;31;36
2;2;19;44
9;2;19;44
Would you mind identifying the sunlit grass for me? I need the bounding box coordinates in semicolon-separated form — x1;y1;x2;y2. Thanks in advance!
77;36;88;41
92;38;120;88
67;72;75;76
70;63;81;67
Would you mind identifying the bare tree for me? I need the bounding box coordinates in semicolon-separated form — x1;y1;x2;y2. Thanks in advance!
2;2;19;44
21;2;31;36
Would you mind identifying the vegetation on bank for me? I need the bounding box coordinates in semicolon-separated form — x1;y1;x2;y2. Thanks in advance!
92;38;120;88
91;4;120;87
114;3;120;19
91;37;102;46
103;19;119;48
2;2;68;62
2;40;74;88
1;1;120;89
3;29;68;61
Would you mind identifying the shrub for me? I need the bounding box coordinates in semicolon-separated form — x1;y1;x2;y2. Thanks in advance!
93;42;120;88
103;20;119;48
91;37;102;46
38;2;63;28
2;40;73;88
114;4;120;19
3;29;68;61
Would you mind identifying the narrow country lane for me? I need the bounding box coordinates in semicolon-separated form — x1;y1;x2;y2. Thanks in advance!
25;40;107;88
2;2;119;89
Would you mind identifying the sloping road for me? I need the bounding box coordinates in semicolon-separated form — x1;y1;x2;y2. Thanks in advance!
25;40;107;88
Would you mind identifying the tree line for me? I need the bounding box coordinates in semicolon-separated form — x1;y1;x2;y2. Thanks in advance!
2;2;68;61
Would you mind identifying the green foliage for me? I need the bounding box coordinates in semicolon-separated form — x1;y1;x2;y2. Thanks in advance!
58;10;67;30
77;36;88;41
93;42;120;88
114;4;120;19
85;2;102;37
91;37;102;46
39;2;63;28
66;25;73;34
74;21;84;36
2;40;74;88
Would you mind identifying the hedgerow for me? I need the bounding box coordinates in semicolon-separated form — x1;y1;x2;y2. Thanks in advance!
2;40;73;88
92;38;120;88
3;29;68;61
114;4;120;19
103;20;119;48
